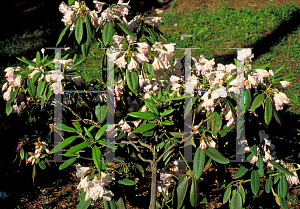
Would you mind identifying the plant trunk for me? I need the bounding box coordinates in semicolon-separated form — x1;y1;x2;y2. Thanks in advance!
149;162;157;209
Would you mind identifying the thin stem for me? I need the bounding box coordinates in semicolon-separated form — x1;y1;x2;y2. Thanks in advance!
178;151;191;170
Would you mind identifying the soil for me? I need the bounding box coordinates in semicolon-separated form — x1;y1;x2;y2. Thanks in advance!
1;0;300;209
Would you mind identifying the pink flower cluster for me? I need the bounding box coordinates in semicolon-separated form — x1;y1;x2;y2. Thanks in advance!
2;67;22;101
26;141;51;165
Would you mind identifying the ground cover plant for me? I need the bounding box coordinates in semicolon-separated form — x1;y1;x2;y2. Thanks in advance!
1;0;300;208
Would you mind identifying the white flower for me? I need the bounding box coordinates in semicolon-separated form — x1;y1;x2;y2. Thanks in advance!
225;64;237;74
2;82;8;91
280;81;291;88
200;140;207;150
76;164;90;179
211;86;227;99
237;48;254;64
72;76;84;86
115;55;127;68
127;57;139;72
77;176;89;190
152;57;164;71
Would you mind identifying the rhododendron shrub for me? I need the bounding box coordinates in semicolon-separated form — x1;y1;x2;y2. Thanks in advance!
2;0;300;208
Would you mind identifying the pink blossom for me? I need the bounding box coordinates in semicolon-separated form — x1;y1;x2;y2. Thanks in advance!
250;156;258;164
280;81;291;88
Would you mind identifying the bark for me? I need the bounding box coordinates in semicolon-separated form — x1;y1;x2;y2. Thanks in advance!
149;161;158;209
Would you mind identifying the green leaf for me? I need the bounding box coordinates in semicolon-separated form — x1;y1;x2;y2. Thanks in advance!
238;184;245;204
77;196;91;209
117;22;137;39
73;121;82;132
96;125;107;140
50;136;78;153
205;147;229;164
55;123;77;132
264;97;273;125
116;197;126;209
147;63;154;81
223;187;231;204
36;51;41;65
190;178;198;207
265;176;273;193
118;178;136;186
277;176;288;198
81;43;87;57
161;120;174;125
250;94;265;111
59;157;76;170
279;196;288;209
57;23;71;46
230;191;242;209
269;161;292;176
6;100;12;116
32;72;41;84
126;69;138;94
273;107;281;126
85;14;95;39
84;127;94;141
177;177;189;209
244;90;251;113
27;77;36;98
17;57;36;67
256;155;264;177
160;108;174;117
128;112;158;120
250;170;259;196
92;146;102;172
68;0;76;6
37;80;45;98
135;164;145;177
75;16;83;45
95;104;107;123
132;123;157;133
193;147;205;180
102;21;114;46
20;148;24;160
15;69;35;75
169;132;185;138
273;65;284;75
250;144;257;157
274;173;281;184
65;141;91;155
211;111;221;137
39;160;46;169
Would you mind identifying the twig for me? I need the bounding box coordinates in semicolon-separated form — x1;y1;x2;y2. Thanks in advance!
138;153;152;163
156;116;211;164
120;140;140;152
139;142;154;153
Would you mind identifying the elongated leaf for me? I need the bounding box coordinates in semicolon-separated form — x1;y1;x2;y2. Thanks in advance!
50;136;78;153
273;107;281;126
169;132;185;138
92;146;102;172
147;63;154;81
238;184;245;204
73;121;82;132
273;65;284;75
32;72;41;84
55;123;77;132
27;77;36;98
36;51;41;65
65;141;91;155
95;104;107;123
256;155;264;177
250;144;257;157
264;97;273;125
37;80;45;98
193;147;205;180
117;22;137;39
190;178;198;207
205;147;229;164
177;177;189;209
274;173;281;184
85;14;95;39
211;111;221;137
132;123;157;133
95;125;107;140
277;176;287;198
269;161;292;176
250;94;265;111
265;177;273;193
279;196;288;209
102;21;114;46
84;127;94;141
116;197;126;209
6;100;12;116
160;109;174;117
223;187;231;204
39;160;46;169
118;178;136;186
75;16;83;44
17;57;36;67
251;170;259;196
126;69;138;94
161;120;174;125
59;157;76;170
128;112;158;120
77;196;91;209
230;191;242;209
15;69;35;75
57;23;71;46
68;0;76;6
244;89;251;113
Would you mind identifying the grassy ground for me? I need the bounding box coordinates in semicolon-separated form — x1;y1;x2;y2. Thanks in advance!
0;0;300;208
